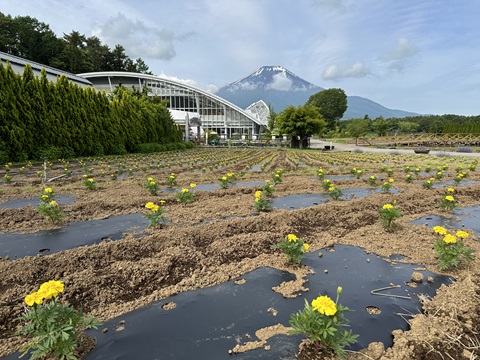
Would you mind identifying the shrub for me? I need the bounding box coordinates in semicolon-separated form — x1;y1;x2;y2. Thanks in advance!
433;227;473;270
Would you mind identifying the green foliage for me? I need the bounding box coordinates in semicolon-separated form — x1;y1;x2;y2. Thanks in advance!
371;116;390;136
379;203;401;230
253;190;271;212
439;194;456;211
306;88;347;130
327;185;343;200
276;104;326;139
145;177;159;195
144;201;168;228
346;119;370;141
0;62;182;162
262;181;275;197
433;230;473;270
17;281;101;360
37;187;64;224
274;234;309;263
176;185;196;205
82;176;97;190
289;288;358;358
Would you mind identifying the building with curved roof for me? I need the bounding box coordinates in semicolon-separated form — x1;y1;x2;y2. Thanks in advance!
1;51;92;87
77;71;267;139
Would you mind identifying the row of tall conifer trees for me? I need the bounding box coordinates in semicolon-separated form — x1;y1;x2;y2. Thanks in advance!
0;62;182;162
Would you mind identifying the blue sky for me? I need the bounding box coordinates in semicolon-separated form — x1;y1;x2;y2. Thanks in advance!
3;0;480;116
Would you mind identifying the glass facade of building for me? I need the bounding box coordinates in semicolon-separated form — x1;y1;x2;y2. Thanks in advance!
78;72;267;138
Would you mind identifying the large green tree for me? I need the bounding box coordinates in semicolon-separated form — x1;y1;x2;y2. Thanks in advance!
346;119;370;145
276;105;326;148
306;88;347;131
371;116;390;136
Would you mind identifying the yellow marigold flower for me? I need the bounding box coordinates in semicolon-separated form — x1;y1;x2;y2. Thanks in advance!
169;175;175;179
147;177;153;182
312;295;337;316
88;178;94;183
382;203;393;210
388;178;394;183
44;188;53;193
323;179;330;183
24;291;44;306
370;176;376;179
222;176;227;181
170;173;175;176
433;226;447;235
41;194;49;200
445;195;455;202
447;187;455;193
190;183;196;188
150;205;159;212
145;201;155;209
429;178;435;181
328;186;335;191
160;200;166;205
39;280;64;299
456;230;469;239
357;170;362;173
303;243;310;251
286;234;298;242
82;174;88;178
49;200;58;206
443;234;457;244
181;188;189;193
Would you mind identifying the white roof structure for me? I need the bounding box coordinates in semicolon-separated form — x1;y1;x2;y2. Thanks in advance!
77;71;267;138
246;100;270;126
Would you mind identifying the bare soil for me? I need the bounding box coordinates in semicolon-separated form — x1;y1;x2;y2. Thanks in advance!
0;148;479;359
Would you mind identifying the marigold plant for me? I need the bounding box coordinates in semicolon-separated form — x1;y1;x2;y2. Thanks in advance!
434;230;473;270
145;177;159;195
37;188;64;224
176;186;195;205
379;202;401;231
381;178;394;192
274;233;309;263
144;200;167;227
17;280;101;360
439;194;456;211
166;173;177;187
368;175;377;186
262;180;275;198
253;190;271;212
327;185;343;200
289;286;358;358
82;175;97;190
317;168;325;180
322;179;332;190
422;178;435;189
219;175;229;189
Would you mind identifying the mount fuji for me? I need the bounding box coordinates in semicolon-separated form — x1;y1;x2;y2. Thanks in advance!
215;66;419;119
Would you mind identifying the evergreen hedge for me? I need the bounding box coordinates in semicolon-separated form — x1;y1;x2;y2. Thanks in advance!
0;62;183;161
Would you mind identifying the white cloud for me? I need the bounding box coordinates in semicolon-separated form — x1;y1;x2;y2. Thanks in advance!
230;82;259;92
206;84;219;93
322;63;370;80
93;13;195;60
156;73;198;87
266;73;293;91
380;38;420;72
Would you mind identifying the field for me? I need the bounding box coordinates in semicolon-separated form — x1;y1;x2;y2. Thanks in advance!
1;147;479;359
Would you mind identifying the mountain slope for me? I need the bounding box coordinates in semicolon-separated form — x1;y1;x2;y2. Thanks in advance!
343;96;420;119
215;66;419;119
